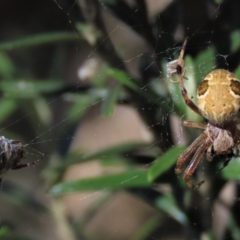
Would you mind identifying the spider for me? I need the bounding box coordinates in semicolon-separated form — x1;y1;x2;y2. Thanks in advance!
167;39;240;189
0;136;44;182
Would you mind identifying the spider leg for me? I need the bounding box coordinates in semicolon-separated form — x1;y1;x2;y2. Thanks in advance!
172;40;202;116
184;140;212;189
12;154;45;170
175;133;207;174
177;71;202;115
183;121;207;130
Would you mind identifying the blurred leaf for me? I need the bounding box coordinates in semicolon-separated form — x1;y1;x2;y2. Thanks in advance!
0;99;17;124
0;79;64;98
0;225;10;237
0;52;15;79
53;142;146;170
162;60;187;116
101;84;122;117
131;216;162;240
156;194;189;226
148;146;186;182
234;65;240;79
91;64;109;87
194;46;215;80
33;97;52;125
49;169;150;196
66;93;103;123
184;56;202;122
230;30;240;53
107;68;138;91
76;22;100;46
0;32;78;51
228;215;240;240
221;158;240;180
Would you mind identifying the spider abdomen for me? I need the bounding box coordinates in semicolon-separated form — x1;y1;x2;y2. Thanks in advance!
207;123;237;155
197;69;240;124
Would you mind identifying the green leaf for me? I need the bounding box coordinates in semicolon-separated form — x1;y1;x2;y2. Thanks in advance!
64;92;105;123
234;65;240;79
0;99;17;124
230;30;240;53
228;215;240;240
0;225;10;237
162;59;187;116
76;23;100;46
107;68;138;91
221;158;240;180
194;46;215;81
53;142;145;170
49;169;150;196
101;84;122;117
148;146;186;182
0;79;64;98
0;52;15;79
156;194;189;226
184;56;202;122
0;32;78;51
33;97;52;125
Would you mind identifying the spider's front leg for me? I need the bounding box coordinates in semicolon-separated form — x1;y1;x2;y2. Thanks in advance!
183;121;207;130
184;139;212;189
12;154;45;170
169;39;202;116
175;133;207;174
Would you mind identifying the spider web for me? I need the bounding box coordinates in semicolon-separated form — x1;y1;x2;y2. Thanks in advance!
0;1;239;240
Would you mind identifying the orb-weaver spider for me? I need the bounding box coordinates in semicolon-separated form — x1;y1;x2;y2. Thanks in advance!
167;39;240;189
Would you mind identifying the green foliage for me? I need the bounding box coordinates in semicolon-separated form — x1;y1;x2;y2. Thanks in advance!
156;194;189;226
0;79;64;98
230;30;240;53
49;169;150;195
148;146;186;182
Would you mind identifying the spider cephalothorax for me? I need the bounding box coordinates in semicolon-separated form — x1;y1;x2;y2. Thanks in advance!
167;39;240;189
0;136;44;179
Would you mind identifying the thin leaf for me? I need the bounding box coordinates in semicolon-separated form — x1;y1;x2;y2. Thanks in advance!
53;142;145;170
66;93;100;123
194;46;215;81
184;56;202;122
156;194;189;226
0;32;78;51
148;146;186;182
0;52;15;78
107;68;138;91
49;169;150;196
0;99;17;124
163;58;188;115
33;97;52;125
101;84;122;117
0;79;64;98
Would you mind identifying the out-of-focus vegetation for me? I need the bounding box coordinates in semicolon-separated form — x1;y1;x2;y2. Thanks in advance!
1;0;240;240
